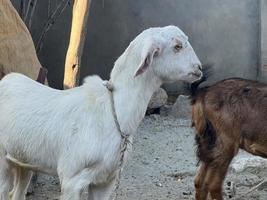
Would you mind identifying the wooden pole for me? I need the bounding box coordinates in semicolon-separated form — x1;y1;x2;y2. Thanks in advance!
63;0;91;89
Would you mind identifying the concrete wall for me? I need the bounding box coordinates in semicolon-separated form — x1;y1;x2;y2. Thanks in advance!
11;0;262;90
260;0;267;80
84;0;260;92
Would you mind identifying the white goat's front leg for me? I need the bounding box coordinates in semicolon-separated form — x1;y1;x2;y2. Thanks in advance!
60;168;94;200
0;155;13;200
88;177;117;200
11;167;32;200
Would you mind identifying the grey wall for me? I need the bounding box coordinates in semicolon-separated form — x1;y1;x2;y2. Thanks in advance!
260;0;267;80
11;0;262;91
83;0;260;92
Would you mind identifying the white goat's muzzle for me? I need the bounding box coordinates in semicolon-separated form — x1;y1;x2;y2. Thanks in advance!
188;63;203;82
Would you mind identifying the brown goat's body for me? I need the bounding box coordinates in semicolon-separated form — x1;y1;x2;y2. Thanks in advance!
191;78;267;200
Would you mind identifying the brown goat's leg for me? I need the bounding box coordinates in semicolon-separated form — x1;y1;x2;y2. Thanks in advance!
195;162;209;200
249;143;267;158
204;160;232;200
205;169;224;200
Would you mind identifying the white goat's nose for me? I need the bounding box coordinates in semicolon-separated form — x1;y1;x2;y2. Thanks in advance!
193;63;202;71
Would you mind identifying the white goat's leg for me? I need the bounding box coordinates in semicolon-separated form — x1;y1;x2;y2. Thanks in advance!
60;168;94;200
0;156;13;200
88;178;116;200
27;173;37;195
11;167;32;200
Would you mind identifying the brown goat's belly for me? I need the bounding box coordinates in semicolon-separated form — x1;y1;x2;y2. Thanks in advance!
240;137;267;158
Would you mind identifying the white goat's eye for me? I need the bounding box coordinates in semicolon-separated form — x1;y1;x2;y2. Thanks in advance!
174;43;183;51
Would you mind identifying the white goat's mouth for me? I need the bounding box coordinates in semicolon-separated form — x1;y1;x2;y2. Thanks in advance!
188;71;203;82
190;72;202;78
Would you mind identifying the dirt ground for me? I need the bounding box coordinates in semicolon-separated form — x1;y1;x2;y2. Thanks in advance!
27;115;267;200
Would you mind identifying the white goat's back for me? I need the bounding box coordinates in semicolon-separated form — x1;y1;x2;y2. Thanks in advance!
0;73;115;174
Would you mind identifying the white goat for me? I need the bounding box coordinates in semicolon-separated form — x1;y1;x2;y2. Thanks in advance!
0;25;202;200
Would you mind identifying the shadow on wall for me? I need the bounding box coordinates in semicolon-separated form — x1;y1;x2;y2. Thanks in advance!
11;0;260;91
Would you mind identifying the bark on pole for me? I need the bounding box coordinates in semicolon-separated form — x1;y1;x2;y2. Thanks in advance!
63;0;91;89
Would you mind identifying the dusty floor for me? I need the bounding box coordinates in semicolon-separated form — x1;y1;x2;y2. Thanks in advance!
27;115;267;200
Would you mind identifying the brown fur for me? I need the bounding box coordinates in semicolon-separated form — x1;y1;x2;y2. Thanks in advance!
191;78;267;200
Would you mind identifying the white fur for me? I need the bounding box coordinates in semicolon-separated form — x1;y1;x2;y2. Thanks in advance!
0;25;202;200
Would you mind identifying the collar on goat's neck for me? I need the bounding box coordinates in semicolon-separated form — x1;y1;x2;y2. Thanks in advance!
110;69;162;135
104;80;129;139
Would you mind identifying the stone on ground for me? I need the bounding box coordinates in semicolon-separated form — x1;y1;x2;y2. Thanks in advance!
230;151;267;173
148;88;168;109
170;95;191;119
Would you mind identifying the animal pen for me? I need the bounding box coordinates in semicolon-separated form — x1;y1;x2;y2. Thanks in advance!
0;0;267;200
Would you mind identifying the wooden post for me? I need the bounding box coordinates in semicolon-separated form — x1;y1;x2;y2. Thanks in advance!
63;0;91;89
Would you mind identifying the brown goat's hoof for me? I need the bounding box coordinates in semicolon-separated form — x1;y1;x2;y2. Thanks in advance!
225;181;236;199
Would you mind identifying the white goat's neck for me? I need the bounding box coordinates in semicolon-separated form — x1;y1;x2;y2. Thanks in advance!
110;49;162;135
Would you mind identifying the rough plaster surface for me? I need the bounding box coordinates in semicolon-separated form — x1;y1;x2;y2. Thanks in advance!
260;0;267;80
83;0;260;91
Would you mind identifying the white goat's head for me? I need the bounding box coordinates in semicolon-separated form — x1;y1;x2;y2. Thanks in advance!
133;25;202;83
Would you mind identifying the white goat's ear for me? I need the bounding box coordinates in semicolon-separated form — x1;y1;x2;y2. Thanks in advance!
134;43;160;77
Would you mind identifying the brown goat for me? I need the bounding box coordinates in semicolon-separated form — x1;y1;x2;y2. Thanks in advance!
191;77;267;200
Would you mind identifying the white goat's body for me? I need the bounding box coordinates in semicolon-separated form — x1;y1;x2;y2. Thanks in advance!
0;26;202;200
0;74;122;182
